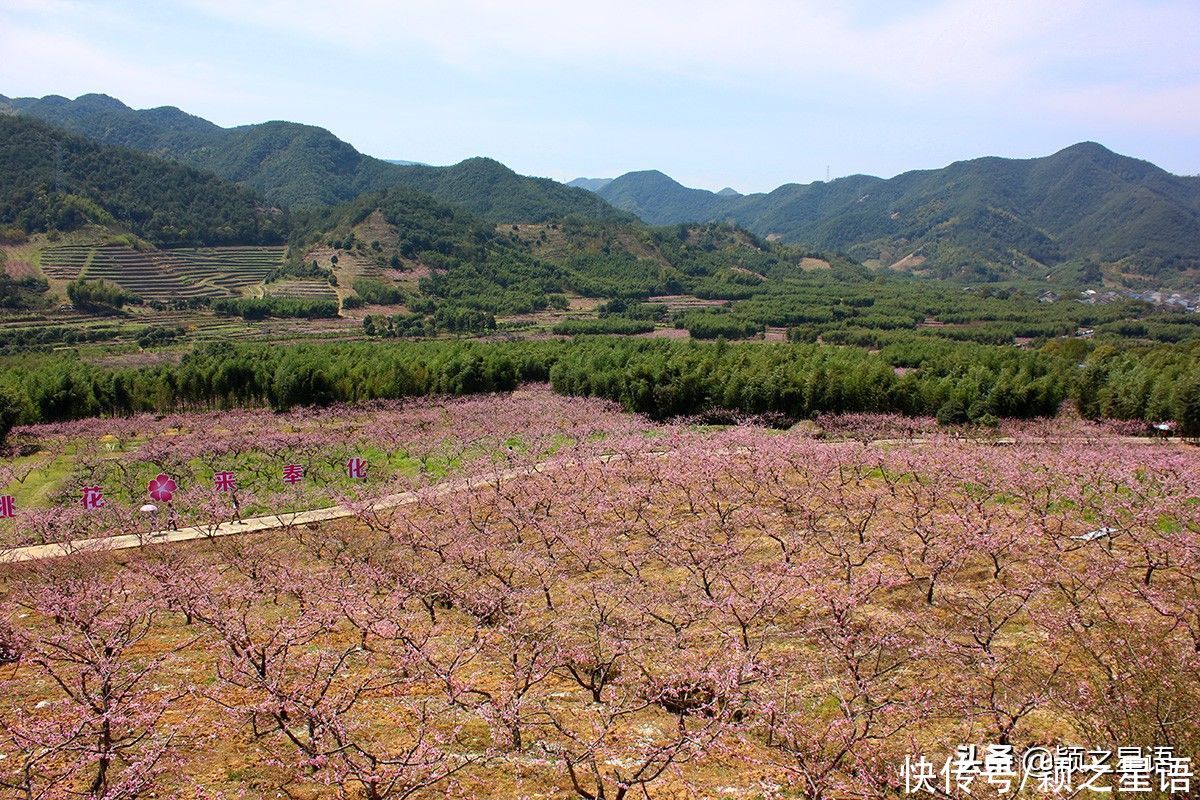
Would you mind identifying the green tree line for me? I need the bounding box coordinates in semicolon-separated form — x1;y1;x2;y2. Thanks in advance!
2;338;1198;442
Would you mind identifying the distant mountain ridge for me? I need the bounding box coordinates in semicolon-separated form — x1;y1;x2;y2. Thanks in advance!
566;177;614;192
0;93;629;224
584;146;1200;283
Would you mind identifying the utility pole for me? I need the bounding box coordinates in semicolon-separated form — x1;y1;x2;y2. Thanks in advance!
826;165;830;182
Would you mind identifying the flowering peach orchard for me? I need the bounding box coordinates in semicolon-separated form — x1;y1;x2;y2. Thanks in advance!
0;389;1198;799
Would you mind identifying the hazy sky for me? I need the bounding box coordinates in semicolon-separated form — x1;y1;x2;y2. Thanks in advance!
2;0;1198;192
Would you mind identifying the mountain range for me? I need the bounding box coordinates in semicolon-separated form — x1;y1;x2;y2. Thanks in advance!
574;147;1200;283
2;92;1199;286
0;93;627;223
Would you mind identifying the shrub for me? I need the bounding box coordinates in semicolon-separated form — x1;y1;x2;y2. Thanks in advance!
66;278;138;313
136;325;185;348
552;318;654;336
352;279;406;305
212;296;338;320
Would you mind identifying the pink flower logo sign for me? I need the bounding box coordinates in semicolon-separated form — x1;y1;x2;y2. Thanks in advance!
213;471;236;492
0;495;14;518
148;473;177;503
81;486;105;510
282;464;304;485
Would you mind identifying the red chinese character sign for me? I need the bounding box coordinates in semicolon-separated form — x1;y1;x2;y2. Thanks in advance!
347;457;367;479
0;495;14;518
214;471;236;492
283;464;304;485
148;473;177;503
82;486;105;510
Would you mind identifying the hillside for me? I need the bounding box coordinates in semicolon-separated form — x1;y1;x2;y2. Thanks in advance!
390;157;630;224
0;114;287;246
1;94;629;223
592;170;729;225
591;145;1200;284
298;188;814;317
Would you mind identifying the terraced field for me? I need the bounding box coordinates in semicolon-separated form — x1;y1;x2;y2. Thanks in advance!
38;244;285;301
0;309;365;351
156;247;283;294
308;245;388;281
38;244;94;280
0;308;128;335
158;311;260;342
264;278;339;301
0;309;118;327
85;247;216;301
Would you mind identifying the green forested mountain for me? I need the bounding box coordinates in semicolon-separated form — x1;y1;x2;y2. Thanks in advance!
302;185;819;315
391;157;630;224
591;145;1200;283
591;170;729;225
1;93;629;222
0;114;287;246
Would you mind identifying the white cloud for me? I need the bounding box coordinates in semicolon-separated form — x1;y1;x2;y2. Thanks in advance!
10;0;1199;127
0;12;137;95
177;0;1199;101
0;9;263;113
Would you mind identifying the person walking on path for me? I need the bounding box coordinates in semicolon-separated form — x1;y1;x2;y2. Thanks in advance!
230;489;246;525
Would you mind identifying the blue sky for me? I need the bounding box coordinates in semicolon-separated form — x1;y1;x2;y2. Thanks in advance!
2;0;1198;193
